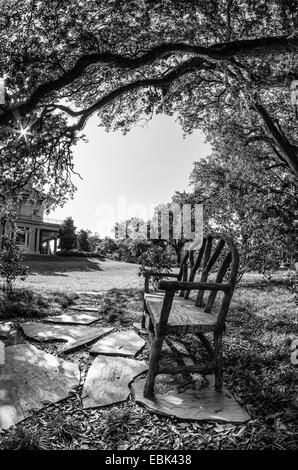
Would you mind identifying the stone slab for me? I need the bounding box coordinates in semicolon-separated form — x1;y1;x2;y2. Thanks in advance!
0;343;80;430
44;311;100;325
20;322;113;353
69;305;100;312
0;341;4;365
82;356;148;408
132;375;250;424
90;330;145;357
132;322;147;335
0;322;12;338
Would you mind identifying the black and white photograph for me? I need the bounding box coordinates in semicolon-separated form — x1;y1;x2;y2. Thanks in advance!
0;0;297;458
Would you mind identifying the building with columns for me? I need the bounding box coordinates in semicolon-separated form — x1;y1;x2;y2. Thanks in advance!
0;189;61;254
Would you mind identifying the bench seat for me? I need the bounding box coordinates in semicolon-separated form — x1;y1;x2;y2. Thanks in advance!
145;292;217;334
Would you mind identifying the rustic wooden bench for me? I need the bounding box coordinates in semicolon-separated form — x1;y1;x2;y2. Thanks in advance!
142;232;239;398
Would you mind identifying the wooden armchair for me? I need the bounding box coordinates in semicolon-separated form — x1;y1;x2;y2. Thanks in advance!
142;233;239;398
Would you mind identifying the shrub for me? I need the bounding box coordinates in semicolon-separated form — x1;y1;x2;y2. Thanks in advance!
0;238;29;293
138;244;173;289
57;249;105;258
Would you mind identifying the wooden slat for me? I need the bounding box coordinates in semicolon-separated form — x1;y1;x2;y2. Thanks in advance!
177;250;189;281
184;239;206;300
158;281;230;292
179;259;189;297
205;252;232;312
146;295;217;334
196;239;225;307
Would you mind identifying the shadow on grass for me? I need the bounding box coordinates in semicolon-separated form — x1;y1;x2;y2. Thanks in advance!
23;255;104;275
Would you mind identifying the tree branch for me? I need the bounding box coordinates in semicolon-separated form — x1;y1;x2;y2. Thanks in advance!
254;102;298;178
0;33;297;126
49;57;216;130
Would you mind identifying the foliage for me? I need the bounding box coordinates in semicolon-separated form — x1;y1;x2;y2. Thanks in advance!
0;426;43;450
0;238;28;292
88;232;101;252
138;244;173;288
0;0;297;216
77;229;91;252
57;249;104;258
99;237;118;256
114;237;150;263
174;146;297;276
58;217;77;252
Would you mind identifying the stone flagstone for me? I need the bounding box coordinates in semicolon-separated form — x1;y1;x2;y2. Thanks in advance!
44;311;100;325
69;305;100;312
0;322;12;338
82;355;148;408
133;322;147;335
90;330;145;357
0;341;4;365
132;375;250;424
20;322;113;353
0;343;80;430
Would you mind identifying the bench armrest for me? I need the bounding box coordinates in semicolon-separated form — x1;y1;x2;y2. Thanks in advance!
143;271;179;279
158;280;230;292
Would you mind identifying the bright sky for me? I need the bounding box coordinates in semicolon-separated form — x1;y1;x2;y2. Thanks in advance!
50;114;211;237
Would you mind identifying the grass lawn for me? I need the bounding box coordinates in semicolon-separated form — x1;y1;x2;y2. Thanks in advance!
0;261;297;450
16;256;143;293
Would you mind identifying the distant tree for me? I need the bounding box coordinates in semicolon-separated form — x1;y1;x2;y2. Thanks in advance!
99;237;117;256
88;232;101;252
58;217;77;251
174;145;298;276
77;229;91;252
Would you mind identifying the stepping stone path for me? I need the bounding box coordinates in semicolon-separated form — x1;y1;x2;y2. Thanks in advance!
132;375;250;424
82;355;148;408
0;343;80;430
90;330;145;357
20;322;113;353
44;311;100;325
0;295;249;429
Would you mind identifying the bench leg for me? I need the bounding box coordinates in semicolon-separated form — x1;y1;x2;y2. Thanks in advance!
196;332;214;359
143;333;165;398
142;298;149;329
214;331;223;392
141;310;146;329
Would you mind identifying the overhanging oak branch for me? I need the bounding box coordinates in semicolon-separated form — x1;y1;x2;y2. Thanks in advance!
0;33;297;126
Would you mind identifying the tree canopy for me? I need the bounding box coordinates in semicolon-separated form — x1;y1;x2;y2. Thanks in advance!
0;0;297;211
173;136;298;274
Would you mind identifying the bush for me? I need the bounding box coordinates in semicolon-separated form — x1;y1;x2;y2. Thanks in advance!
57;250;105;258
138;245;173;289
0;238;29;293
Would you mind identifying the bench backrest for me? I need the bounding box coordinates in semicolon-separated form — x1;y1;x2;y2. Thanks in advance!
177;233;239;324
